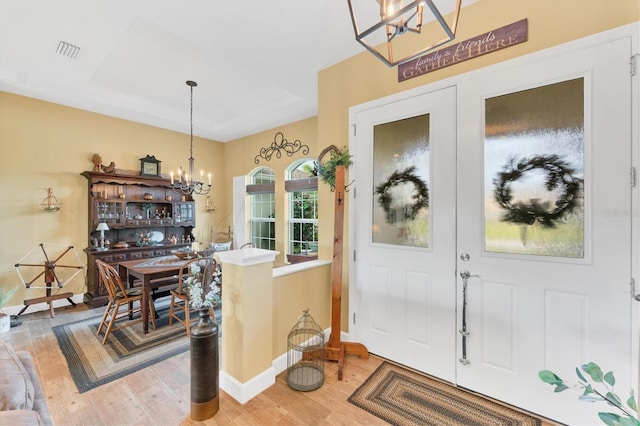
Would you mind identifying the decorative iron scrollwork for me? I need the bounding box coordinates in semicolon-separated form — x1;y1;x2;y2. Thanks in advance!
254;132;309;164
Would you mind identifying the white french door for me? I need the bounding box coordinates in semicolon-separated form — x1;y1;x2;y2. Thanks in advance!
351;34;634;425
455;36;633;425
351;87;457;381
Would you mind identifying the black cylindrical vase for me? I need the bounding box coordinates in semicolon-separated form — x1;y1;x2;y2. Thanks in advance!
190;308;219;420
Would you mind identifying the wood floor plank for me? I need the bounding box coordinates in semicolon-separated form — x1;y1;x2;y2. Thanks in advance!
3;303;556;425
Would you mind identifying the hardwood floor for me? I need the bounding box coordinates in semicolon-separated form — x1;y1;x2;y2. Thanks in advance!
3;302;555;425
4;302;388;425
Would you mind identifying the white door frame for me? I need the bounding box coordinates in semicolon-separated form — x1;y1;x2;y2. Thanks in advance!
347;20;639;413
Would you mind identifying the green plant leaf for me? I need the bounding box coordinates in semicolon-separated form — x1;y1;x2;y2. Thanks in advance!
554;384;569;393
583;362;604;383
0;285;18;308
618;416;640;426
584;384;594;396
627;394;637;413
575;366;587;382
598;412;621;426
606;391;623;408
539;370;563;385
604;371;616;387
579;394;601;403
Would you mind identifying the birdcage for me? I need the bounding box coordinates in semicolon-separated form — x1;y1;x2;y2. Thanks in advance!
287;309;325;391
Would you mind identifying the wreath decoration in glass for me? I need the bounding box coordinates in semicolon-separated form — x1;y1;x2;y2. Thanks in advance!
374;165;429;223
493;154;583;228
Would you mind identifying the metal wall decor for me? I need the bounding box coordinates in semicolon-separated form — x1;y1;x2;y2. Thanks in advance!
41;187;63;212
254;132;309;164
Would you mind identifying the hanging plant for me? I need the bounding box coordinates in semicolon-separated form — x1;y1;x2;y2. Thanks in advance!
375;166;429;223
318;145;353;190
493;154;583;229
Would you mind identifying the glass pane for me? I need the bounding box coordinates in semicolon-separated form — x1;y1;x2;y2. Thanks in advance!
372;114;430;247
291;159;317;179
484;78;584;258
252;167;275;184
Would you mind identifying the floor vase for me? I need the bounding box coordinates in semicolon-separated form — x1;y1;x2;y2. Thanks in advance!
190;308;219;420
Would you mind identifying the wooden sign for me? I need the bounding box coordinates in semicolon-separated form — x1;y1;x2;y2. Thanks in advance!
398;19;528;82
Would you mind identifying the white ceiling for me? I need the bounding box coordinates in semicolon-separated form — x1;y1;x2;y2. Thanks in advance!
0;0;465;142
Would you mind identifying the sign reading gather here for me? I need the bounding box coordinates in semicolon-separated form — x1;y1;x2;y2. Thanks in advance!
398;19;528;82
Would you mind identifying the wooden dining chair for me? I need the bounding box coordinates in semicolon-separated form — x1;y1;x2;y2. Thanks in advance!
95;260;156;345
168;257;217;336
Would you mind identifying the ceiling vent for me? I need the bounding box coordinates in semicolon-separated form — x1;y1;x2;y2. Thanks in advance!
56;41;80;59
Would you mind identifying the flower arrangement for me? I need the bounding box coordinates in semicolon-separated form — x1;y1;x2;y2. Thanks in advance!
184;261;221;309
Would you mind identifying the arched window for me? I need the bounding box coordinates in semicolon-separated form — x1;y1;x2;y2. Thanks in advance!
247;167;276;250
286;159;318;260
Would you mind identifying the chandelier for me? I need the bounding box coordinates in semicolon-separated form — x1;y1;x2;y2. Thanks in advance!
170;80;212;196
347;0;461;67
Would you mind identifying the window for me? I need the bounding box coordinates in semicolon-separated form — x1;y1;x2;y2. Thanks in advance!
247;167;275;250
286;160;318;256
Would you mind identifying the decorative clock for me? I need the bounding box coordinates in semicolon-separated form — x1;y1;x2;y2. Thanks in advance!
139;155;161;177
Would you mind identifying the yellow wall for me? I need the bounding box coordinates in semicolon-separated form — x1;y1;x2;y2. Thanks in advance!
1;0;638;327
273;264;332;358
0;92;225;307
222;117;319;266
317;0;639;330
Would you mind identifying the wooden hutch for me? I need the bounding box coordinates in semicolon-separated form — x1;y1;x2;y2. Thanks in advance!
82;171;193;308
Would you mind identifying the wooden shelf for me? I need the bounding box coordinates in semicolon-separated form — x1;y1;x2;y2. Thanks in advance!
82;170;197;308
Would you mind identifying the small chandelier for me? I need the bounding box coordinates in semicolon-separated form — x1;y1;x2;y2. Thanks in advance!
170;80;212;196
347;0;461;67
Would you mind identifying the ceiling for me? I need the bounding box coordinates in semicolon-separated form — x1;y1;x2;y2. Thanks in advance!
0;0;465;142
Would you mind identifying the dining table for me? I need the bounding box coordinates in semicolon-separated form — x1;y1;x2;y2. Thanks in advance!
117;255;189;334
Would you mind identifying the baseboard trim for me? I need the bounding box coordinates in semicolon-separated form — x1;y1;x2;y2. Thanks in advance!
220;366;276;404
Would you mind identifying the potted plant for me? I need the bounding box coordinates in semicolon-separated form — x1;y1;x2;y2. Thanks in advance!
0;286;18;334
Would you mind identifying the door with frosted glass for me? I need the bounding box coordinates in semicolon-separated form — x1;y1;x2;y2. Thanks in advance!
456;37;632;425
352;87;457;381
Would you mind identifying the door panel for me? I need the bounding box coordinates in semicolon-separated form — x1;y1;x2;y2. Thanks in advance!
456;37;632;425
353;87;457;382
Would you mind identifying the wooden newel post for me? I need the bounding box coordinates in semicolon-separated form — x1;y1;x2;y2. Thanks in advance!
324;164;368;380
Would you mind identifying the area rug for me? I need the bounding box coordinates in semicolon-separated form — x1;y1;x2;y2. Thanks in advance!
348;362;541;426
53;304;221;393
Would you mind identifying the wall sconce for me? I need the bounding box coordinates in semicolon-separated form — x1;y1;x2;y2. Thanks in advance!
205;196;216;213
96;222;109;251
347;0;461;67
41;187;63;212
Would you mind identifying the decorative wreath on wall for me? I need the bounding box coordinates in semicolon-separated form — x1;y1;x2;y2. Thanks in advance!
318;145;353;190
493;154;583;228
375;166;429;223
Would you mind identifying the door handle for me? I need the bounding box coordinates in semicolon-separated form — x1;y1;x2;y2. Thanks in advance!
460;270;480;280
458;270;479;365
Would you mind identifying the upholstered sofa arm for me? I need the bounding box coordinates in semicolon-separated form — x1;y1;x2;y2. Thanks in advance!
0;339;52;426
